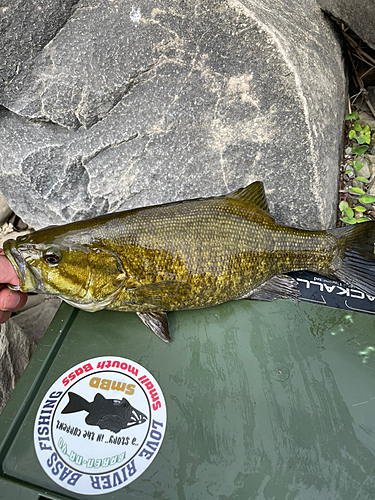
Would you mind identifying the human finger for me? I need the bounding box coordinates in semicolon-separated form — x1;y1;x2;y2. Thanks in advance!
0;286;27;312
0;253;19;286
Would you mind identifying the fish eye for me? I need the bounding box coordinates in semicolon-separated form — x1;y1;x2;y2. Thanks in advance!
43;251;61;266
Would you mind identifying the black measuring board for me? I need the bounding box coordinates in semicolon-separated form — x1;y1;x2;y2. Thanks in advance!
289;271;375;316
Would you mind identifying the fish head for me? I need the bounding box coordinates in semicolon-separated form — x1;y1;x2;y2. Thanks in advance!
3;227;126;310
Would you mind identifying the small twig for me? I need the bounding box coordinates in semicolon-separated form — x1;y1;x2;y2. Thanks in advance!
350;91;362;105
343;31;375;67
360;66;375;80
352;52;375;69
347;50;361;88
347;49;375;119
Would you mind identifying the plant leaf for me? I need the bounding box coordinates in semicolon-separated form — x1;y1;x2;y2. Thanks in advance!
354;205;366;212
340;217;357;225
359;194;375;204
354;161;363;171
349;130;356;139
362;125;370;133
353;124;362;131
339;201;349;211
356;137;366;144
356;177;370;183
357;217;371;223
345;112;358;120
344;207;354;218
339;201;348;211
349;187;365;195
352;145;369;155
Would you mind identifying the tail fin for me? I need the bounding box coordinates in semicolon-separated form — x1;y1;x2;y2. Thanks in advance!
328;221;375;296
61;391;90;415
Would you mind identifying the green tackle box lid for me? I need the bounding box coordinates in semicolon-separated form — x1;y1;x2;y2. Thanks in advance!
1;297;375;500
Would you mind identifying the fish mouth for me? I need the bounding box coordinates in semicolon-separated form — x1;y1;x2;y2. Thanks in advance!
3;239;40;292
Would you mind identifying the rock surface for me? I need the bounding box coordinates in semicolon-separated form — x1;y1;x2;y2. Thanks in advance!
0;0;80;90
12;296;61;347
317;0;375;50
0;319;32;413
0;193;12;226
368;87;375;112
0;0;345;230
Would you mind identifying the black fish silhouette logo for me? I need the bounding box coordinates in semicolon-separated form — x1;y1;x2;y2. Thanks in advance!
61;392;147;434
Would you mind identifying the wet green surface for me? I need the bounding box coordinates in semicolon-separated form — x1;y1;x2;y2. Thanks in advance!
1;299;375;499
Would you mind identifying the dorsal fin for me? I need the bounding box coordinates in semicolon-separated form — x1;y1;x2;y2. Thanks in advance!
226;181;270;213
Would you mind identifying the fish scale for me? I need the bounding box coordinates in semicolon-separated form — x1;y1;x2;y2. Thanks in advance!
4;181;375;341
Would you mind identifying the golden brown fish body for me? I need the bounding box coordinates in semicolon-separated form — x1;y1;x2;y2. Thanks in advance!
4;182;375;341
99;197;335;312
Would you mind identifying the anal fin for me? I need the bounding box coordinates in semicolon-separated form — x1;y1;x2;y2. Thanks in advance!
137;311;171;343
243;275;301;302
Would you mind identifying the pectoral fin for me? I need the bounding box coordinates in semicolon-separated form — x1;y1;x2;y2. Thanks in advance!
137;311;171;342
242;275;301;302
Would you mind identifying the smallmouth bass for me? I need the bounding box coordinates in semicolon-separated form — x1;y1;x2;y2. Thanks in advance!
4;181;375;341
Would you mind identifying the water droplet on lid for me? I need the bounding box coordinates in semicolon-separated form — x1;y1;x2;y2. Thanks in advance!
271;364;290;382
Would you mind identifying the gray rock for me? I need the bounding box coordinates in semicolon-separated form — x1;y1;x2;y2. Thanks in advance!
12;297;61;347
0;225;31;249
356;157;371;179
0;319;32;413
368;87;375;112
0;0;346;230
358;110;375;132
0;192;12;226
364;153;375;167
317;0;375;50
0;0;79;90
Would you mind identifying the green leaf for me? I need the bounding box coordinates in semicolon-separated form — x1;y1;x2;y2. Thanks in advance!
356;177;370;183
357;217;371;223
339;201;349;211
356;137;366;144
344;207;354;218
345;112;358;120
362;125;370;133
349;130;356;139
355;205;366;212
352;145;369;155
354;161;363;171
340;217;357;225
349;187;365;195
365;135;371;144
353;124;362;131
359;194;375;204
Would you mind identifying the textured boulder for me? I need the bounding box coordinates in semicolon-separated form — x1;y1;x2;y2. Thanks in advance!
0;320;32;413
0;193;12;226
11;296;61;347
0;0;79;90
0;0;345;230
317;0;375;50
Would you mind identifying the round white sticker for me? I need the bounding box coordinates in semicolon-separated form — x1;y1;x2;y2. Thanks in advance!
34;356;167;495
